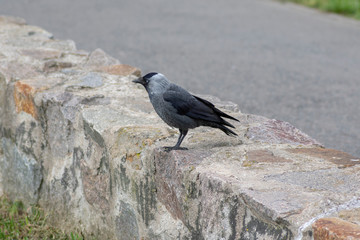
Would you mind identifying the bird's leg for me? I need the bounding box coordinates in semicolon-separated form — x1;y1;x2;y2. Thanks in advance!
164;129;188;151
174;129;188;149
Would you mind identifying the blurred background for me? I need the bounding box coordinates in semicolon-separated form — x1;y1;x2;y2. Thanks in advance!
1;0;359;157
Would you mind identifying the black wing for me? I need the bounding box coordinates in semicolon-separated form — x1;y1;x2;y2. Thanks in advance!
163;85;238;128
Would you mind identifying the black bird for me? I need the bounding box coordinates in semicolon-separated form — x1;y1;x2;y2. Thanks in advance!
133;72;239;150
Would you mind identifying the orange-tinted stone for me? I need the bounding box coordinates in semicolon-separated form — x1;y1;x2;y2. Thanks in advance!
287;148;360;167
13;77;65;119
13;81;37;119
100;64;141;77
247;149;291;163
313;217;360;240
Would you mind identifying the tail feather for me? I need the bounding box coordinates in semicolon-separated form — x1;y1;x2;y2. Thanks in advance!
214;108;239;122
200;121;238;136
221;118;235;129
218;124;238;136
207;105;239;131
192;95;239;136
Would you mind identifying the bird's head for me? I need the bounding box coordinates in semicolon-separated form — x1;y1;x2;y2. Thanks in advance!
133;72;170;94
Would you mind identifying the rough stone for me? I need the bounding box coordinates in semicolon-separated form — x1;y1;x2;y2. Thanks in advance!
0;72;6;119
115;200;140;240
13;81;38;119
80;161;110;212
0;153;3;196
43;60;72;72
0;15;26;25
13;77;65;119
0;15;359;240
77;72;103;88
246;118;322;146
86;48;120;67
43;39;76;51
1;138;42;204
20;48;61;60
287;148;360;168
100;64;142;77
265;168;360;193
245;149;292;165
313;217;360;240
338;208;360;226
0;60;40;81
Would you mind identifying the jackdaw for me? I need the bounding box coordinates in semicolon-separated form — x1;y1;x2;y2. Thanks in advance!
133;72;239;150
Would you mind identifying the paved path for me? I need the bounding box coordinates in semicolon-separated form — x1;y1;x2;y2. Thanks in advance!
1;0;360;156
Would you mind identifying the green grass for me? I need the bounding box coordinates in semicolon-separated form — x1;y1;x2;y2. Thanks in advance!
281;0;360;19
0;195;84;240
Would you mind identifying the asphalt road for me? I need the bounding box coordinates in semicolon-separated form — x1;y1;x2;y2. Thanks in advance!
1;0;359;157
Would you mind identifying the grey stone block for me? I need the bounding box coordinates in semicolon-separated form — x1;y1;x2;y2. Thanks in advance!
1;138;42;204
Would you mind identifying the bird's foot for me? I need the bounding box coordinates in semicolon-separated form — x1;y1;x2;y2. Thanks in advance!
163;146;188;152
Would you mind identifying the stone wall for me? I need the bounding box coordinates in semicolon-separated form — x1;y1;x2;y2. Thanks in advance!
0;16;359;239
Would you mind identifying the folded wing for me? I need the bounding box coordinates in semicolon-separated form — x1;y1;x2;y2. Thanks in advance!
163;85;239;136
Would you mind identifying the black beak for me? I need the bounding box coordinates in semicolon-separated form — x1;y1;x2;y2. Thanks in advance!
132;77;145;85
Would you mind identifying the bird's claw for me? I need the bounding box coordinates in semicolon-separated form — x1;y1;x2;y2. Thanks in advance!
163;146;188;152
